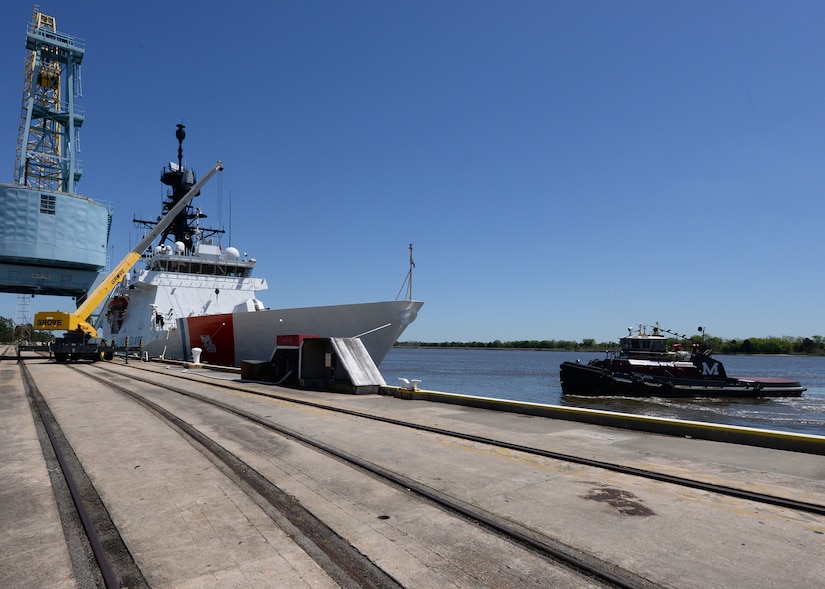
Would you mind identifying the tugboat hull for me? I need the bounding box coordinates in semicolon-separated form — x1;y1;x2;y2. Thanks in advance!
560;361;806;398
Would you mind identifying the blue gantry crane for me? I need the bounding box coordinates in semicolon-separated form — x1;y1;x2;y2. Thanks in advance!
0;6;111;299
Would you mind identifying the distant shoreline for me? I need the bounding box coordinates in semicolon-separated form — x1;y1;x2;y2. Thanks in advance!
393;343;825;356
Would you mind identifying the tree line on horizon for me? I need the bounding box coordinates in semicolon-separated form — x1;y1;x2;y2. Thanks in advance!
0;317;53;343
3;316;823;355
397;334;825;355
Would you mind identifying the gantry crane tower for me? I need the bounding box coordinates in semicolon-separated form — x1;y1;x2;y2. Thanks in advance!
1;7;108;307
13;5;85;193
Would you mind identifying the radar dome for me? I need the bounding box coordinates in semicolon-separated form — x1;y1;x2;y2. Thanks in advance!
174;241;185;254
225;247;240;260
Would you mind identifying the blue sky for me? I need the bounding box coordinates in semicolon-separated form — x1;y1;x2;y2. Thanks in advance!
1;1;823;343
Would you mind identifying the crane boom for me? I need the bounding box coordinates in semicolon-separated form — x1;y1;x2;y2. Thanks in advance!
35;161;224;337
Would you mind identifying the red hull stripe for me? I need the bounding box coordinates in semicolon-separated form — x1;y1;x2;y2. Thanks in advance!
187;314;236;366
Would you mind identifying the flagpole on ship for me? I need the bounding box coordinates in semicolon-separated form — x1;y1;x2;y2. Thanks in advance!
395;243;416;302
408;243;414;301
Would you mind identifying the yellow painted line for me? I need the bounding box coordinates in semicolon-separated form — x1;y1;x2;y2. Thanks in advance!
381;386;825;456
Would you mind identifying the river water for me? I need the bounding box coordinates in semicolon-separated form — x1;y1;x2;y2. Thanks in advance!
380;348;825;436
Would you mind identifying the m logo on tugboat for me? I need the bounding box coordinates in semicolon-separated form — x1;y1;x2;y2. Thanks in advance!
701;361;720;376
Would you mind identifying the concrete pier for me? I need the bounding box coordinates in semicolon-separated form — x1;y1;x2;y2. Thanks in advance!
3;354;824;588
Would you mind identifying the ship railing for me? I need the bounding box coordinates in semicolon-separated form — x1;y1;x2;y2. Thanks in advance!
144;254;255;277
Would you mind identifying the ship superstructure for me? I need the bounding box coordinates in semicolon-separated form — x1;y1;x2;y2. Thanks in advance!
0;7;110;298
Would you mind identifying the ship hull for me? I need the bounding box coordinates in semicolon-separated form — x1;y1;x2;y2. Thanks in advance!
180;300;422;367
98;263;422;368
559;361;805;398
112;298;422;368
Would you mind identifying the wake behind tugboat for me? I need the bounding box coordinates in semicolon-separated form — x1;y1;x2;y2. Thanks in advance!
559;324;806;398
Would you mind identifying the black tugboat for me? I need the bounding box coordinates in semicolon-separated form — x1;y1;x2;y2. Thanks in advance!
559;324;806;398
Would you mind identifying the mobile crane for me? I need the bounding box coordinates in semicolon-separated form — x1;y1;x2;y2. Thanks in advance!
34;160;224;362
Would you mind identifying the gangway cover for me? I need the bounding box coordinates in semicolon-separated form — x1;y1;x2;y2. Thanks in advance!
327;337;387;387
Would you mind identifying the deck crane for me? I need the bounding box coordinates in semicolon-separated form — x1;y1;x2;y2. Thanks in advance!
34;160;224;361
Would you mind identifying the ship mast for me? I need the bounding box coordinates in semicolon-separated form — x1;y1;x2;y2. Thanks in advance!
133;125;224;252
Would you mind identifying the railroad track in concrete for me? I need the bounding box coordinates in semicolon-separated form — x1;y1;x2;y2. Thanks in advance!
17;355;825;588
101;358;825;518
19;354;636;589
17;357;405;588
18;354;634;589
80;359;647;589
16;357;148;589
89;359;825;585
